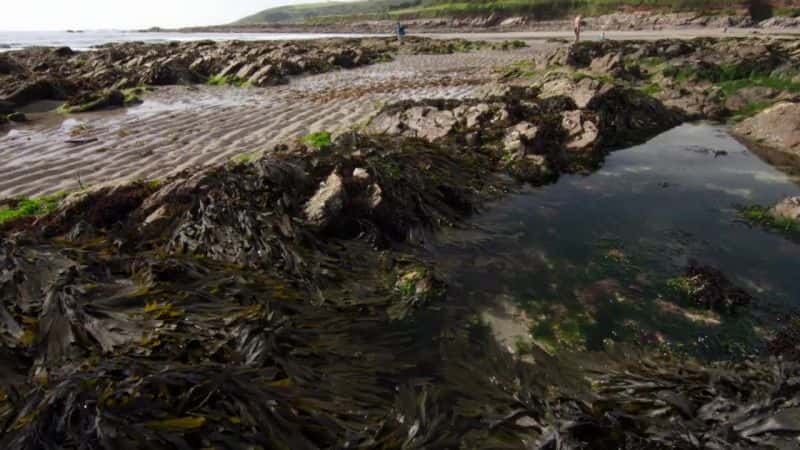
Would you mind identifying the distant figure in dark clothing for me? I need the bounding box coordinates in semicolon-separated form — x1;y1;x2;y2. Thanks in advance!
396;22;407;44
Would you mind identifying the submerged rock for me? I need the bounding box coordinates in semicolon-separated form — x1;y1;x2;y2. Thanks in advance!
770;318;800;361
672;261;754;314
735;102;800;157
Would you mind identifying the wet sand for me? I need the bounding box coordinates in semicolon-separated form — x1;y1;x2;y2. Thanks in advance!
2;25;796;198
0;47;549;198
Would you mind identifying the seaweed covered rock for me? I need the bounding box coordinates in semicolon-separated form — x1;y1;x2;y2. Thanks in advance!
3;78;74;106
770;318;800;361
670;261;754;314
40;181;158;238
390;264;446;320
60;89;126;113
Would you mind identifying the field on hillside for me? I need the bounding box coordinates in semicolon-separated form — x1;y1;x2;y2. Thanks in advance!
237;0;800;24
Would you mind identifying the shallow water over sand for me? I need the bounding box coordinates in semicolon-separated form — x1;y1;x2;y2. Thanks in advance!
0;30;383;51
432;123;800;360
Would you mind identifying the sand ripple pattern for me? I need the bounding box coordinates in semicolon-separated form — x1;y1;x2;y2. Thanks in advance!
0;48;545;198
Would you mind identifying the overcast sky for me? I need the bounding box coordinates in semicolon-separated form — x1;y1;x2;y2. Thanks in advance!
1;0;329;31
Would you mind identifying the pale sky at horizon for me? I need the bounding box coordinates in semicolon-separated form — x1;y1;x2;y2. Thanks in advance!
1;0;335;31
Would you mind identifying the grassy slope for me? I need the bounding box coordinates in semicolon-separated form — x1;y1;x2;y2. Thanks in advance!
237;0;800;24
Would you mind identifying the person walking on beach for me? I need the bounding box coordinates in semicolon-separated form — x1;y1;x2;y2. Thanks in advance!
573;15;583;43
396;22;407;44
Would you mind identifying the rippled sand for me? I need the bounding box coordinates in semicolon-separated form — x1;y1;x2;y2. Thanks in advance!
0;47;551;198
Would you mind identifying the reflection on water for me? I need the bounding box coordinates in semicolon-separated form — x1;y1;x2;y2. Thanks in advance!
433;123;800;360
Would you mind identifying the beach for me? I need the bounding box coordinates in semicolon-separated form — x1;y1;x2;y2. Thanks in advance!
2;27;800;448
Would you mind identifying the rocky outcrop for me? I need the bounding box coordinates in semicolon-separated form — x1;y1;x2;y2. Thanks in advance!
367;82;678;182
735;102;800;157
531;37;800;123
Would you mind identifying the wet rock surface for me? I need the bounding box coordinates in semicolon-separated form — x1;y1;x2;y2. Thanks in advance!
680;261;754;314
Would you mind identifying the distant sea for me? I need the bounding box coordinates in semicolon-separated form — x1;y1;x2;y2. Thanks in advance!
0;30;383;51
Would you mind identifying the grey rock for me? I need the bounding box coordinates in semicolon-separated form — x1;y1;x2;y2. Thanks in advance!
305;171;346;228
562;110;599;151
735;102;800;157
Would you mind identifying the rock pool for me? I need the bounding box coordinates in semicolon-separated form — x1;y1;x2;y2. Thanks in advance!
432;123;800;359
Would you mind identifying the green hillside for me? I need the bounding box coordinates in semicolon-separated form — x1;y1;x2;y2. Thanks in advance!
236;0;800;24
237;0;419;24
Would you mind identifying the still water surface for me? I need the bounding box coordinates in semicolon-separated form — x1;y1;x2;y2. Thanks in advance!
432;123;800;360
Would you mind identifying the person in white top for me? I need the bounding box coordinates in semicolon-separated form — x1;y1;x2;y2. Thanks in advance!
574;15;583;43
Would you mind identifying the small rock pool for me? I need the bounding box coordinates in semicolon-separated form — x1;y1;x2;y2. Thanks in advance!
431;123;800;360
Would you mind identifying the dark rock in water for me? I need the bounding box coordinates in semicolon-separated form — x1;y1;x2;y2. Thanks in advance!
6;112;26;122
61;89;126;113
5;78;73;105
390;265;445;320
681;260;753;314
770;319;800;361
0;100;14;115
